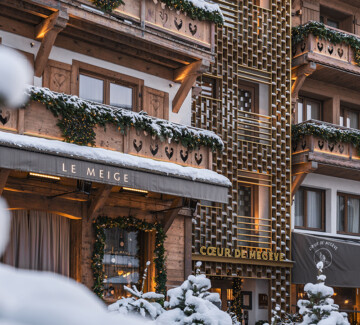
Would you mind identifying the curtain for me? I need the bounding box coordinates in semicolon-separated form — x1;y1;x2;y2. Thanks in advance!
2;210;70;276
307;190;322;229
348;198;360;234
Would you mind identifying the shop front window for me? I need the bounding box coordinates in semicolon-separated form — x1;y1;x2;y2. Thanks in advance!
337;193;360;235
103;228;141;301
294;187;325;231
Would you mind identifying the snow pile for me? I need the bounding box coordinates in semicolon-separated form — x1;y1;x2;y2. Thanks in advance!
157;262;232;325
297;262;349;325
0;130;231;187
0;46;32;108
109;261;164;320
187;0;222;15
0;198;10;256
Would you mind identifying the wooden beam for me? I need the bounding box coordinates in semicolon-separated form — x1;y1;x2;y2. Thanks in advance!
162;197;183;234
172;60;206;114
292;161;318;196
0;168;10;196
87;184;113;221
34;9;68;77
184;216;193;278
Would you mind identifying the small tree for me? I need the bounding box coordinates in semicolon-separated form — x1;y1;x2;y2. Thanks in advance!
297;262;349;325
108;261;164;320
156;262;232;325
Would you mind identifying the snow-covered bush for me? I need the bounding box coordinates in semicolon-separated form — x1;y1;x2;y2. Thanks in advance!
0;46;32;108
297;262;349;325
156;262;232;325
109;262;164;320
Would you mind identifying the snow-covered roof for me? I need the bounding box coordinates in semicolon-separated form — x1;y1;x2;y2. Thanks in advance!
0;131;231;188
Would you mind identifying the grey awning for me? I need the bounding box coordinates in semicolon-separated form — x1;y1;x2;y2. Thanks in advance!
292;232;360;287
0;132;230;203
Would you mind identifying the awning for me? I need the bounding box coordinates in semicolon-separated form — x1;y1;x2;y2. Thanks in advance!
292;232;360;287
0;131;230;203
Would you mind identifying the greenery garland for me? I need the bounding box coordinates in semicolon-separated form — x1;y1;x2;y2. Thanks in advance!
26;86;224;151
229;278;243;322
292;21;360;66
292;122;360;154
92;0;124;12
92;216;167;298
91;0;223;25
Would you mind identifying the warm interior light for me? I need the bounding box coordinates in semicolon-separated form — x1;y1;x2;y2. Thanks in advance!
122;187;148;194
345;299;349;304
29;172;60;181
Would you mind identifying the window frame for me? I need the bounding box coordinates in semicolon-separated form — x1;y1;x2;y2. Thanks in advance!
238;80;259;114
340;106;360;130
295;186;325;232
337;192;360;236
297;96;323;123
71;60;144;112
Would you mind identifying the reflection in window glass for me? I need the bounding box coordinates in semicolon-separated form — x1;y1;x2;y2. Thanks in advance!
347;110;359;129
103;228;140;301
79;74;104;103
110;83;133;110
295;189;304;227
307;101;320;120
297;101;303;123
348;197;360;234
337;195;345;232
307;190;322;229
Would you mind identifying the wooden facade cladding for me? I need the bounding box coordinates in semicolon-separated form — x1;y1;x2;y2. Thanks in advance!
192;0;292;313
0;101;212;170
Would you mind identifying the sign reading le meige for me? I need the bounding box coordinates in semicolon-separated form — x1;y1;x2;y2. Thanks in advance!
199;246;285;262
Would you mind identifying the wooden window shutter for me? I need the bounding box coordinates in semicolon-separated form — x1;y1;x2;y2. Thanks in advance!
301;0;320;24
142;86;169;120
43;60;72;94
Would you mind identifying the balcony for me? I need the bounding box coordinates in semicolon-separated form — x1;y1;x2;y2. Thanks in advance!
0;86;222;170
292;22;360;92
292;120;360;185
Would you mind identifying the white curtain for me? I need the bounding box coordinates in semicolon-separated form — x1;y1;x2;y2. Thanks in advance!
2;210;70;276
307;191;322;229
348;198;360;234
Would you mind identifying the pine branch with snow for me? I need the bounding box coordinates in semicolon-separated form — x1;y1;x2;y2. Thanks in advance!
297;262;349;325
108;261;165;320
156;261;232;325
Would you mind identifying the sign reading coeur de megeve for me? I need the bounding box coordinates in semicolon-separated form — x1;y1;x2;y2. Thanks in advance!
199;246;286;262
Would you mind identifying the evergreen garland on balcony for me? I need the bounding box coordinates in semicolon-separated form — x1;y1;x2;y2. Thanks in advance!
292;122;360;153
92;216;167;298
26;86;224;151
292;21;360;66
91;0;223;25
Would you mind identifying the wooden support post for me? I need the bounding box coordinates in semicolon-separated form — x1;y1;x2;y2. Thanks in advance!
292;161;318;196
0;168;11;196
34;9;68;77
87;184;113;221
162;197;183;234
172;60;207;114
184;215;193;279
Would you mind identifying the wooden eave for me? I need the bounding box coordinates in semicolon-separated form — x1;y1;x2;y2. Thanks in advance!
0;0;214;81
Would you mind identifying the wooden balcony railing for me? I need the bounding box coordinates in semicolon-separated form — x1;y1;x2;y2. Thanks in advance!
0;100;216;170
292;120;360;168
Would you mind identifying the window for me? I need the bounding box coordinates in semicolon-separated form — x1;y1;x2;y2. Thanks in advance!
295;187;325;231
337;193;360;235
297;97;322;123
73;61;143;111
320;15;339;29
340;107;360;129
103;228;142;301
319;6;353;33
238;81;258;113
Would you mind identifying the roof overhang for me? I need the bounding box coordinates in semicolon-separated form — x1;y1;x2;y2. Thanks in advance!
0;132;230;203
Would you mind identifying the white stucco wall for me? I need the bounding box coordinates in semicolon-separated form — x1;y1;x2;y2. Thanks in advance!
0;30;192;125
292;173;360;240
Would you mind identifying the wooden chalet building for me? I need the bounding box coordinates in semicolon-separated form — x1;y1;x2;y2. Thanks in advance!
291;0;360;323
191;0;292;323
0;0;230;304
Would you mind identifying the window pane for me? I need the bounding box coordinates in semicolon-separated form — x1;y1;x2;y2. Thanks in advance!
239;88;252;113
297;101;303;123
295;189;304;227
306;190;322;229
347;198;360;233
307;101;320;120
337;195;345;232
103;229;140;300
110;83;133;110
347;110;359;129
327;19;339;29
79;74;104;103
238;185;252;216
340;109;344;127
